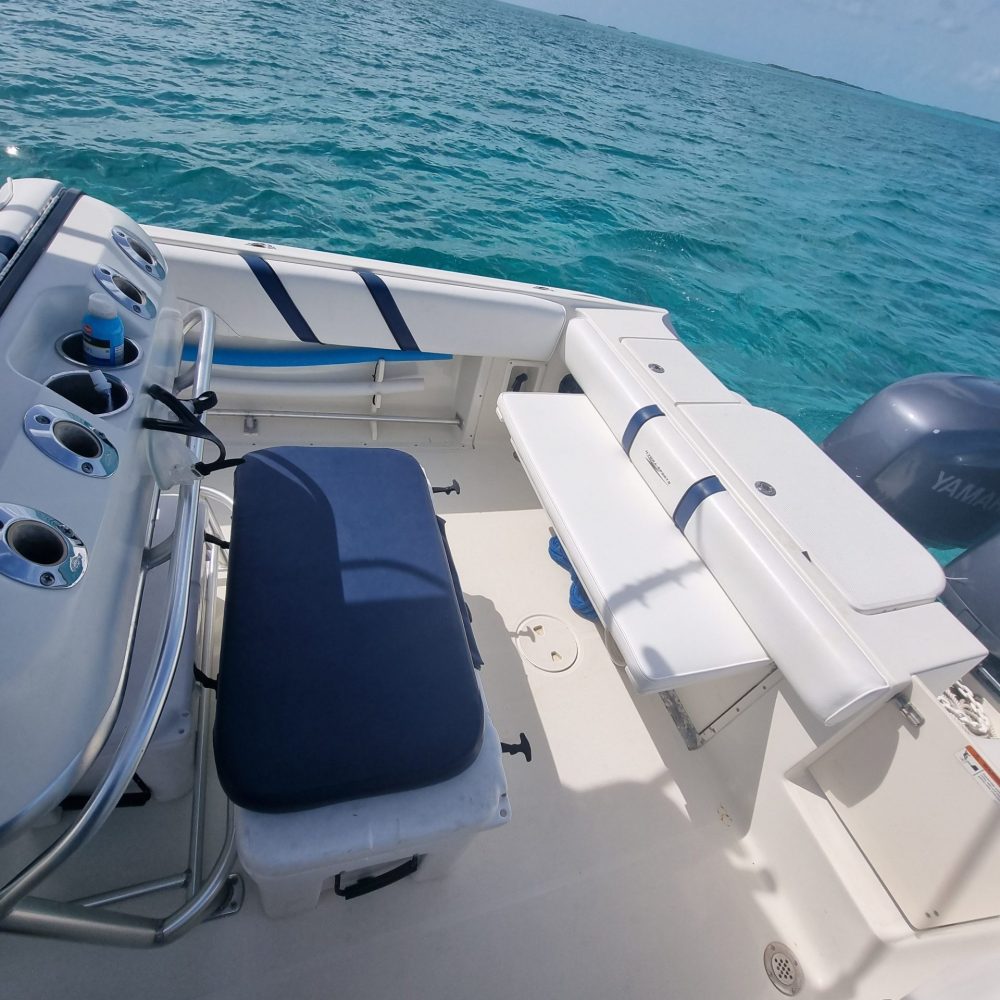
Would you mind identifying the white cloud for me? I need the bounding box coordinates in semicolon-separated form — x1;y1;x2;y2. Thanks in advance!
960;61;1000;88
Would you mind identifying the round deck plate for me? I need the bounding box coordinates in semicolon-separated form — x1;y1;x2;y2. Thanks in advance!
516;614;578;672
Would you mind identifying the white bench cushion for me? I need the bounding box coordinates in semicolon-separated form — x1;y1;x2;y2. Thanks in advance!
681;403;946;613
561;315;986;724
499;391;769;694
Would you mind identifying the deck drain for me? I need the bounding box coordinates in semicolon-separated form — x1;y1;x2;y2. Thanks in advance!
764;942;803;995
516;614;578;672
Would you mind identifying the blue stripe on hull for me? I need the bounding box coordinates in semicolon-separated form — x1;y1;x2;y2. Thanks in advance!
181;343;452;367
241;252;321;344
356;269;421;352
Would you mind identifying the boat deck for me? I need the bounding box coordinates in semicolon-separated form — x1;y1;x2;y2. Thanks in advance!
2;435;997;999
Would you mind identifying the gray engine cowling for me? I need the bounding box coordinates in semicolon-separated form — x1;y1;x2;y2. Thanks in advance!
941;532;1000;661
824;372;1000;662
822;373;1000;550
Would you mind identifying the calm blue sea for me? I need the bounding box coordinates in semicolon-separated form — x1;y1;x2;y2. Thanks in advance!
2;0;998;436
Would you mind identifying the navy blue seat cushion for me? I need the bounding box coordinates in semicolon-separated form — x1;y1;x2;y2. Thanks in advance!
214;447;485;813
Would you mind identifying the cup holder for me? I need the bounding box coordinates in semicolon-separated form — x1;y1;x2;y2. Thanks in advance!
0;503;87;589
23;404;120;477
45;371;132;417
57;331;141;369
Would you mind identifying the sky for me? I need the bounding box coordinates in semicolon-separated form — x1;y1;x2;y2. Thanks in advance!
517;0;1000;120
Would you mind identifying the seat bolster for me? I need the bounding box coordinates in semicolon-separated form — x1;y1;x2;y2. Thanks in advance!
564;316;658;444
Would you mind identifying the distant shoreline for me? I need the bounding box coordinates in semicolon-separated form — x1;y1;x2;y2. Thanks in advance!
766;64;884;97
507;3;997;124
763;62;998;123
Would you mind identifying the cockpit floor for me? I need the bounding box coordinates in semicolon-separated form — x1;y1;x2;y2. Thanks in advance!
1;441;989;999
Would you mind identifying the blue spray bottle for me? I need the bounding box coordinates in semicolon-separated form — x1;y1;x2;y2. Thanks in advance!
81;292;125;367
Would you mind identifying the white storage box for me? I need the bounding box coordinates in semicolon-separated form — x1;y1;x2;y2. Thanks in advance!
236;713;510;917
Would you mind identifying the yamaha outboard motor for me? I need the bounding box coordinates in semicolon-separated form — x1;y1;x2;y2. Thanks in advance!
941;532;1000;665
823;372;1000;667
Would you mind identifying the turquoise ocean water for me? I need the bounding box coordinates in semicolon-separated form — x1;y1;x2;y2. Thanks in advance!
2;0;998;437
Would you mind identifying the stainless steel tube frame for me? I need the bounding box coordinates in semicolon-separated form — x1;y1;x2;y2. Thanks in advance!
0;308;231;943
213;408;462;425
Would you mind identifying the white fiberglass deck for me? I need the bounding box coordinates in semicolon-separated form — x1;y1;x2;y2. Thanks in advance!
3;435;997;1000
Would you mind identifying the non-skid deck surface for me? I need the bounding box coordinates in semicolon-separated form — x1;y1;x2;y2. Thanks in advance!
3;445;991;999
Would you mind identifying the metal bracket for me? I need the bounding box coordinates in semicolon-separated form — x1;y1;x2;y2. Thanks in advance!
699;668;780;743
500;733;532;762
206;874;244;922
893;693;925;728
662;667;780;750
659;691;704;751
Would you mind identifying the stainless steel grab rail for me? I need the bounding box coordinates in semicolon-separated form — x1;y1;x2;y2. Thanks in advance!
0;308;236;944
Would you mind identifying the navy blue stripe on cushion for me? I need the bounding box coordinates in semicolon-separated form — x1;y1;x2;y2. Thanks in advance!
621;404;664;453
0;235;17;259
357;269;420;352
673;476;726;533
240;252;321;344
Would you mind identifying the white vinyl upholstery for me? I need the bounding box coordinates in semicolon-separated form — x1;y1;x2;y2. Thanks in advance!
558;315;986;726
681;491;894;724
682;403;946;613
564;315;658;442
498;391;770;693
0;178;62;250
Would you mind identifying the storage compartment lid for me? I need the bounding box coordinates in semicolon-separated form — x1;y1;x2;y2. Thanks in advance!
683;403;945;613
623;338;745;405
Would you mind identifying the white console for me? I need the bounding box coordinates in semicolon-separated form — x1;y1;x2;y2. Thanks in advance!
0;181;187;840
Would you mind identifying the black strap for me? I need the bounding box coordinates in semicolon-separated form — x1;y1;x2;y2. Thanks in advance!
142;384;244;477
61;773;152;811
334;855;420;900
205;531;230;550
194;665;218;691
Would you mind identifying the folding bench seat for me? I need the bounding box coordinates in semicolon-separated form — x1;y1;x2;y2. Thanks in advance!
215;447;509;916
498;392;770;694
503;311;985;730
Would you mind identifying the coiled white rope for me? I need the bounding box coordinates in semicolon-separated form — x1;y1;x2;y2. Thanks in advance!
939;682;995;738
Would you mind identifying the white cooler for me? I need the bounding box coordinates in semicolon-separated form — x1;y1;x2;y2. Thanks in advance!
236;712;509;917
